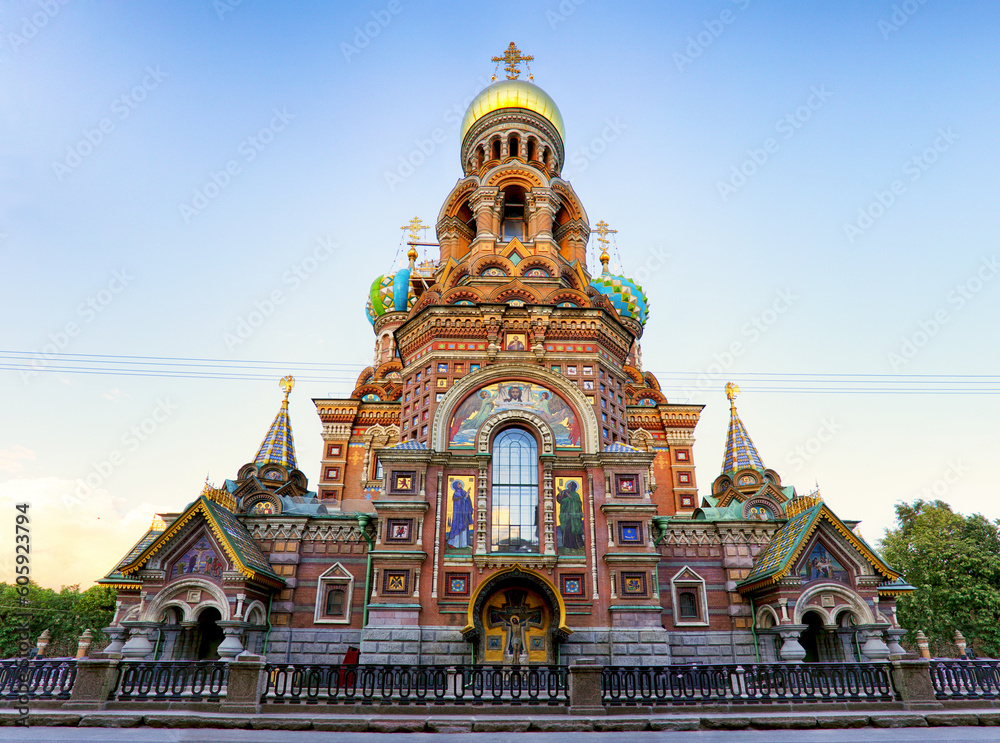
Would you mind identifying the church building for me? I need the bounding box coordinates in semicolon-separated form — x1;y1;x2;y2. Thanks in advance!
99;45;913;667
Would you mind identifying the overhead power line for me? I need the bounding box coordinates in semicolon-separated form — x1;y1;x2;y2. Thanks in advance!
2;351;999;394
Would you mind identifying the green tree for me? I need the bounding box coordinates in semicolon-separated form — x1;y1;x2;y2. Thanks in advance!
0;582;117;658
879;499;1000;657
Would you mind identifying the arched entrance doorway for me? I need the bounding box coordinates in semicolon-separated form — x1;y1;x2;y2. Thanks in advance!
800;610;845;662
463;566;571;665
196;607;224;660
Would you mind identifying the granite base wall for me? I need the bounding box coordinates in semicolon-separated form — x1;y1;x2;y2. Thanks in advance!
561;628;673;666
263;628;362;665
667;629;758;664
263;626;757;666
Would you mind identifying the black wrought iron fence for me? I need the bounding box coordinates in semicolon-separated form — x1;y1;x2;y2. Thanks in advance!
111;660;228;702
0;659;77;701
263;664;568;706
929;660;1000;700
602;662;897;706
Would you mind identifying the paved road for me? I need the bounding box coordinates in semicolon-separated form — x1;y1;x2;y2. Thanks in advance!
1;728;996;743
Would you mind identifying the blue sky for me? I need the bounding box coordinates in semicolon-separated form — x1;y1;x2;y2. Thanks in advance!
1;0;998;588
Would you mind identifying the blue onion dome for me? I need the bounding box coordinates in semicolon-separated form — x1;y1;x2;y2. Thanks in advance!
589;254;649;326
366;270;416;325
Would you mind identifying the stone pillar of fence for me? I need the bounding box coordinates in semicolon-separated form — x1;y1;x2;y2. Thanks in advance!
567;658;606;716
890;658;943;710
220;653;266;715
915;630;931;659
75;629;94;658
954;630;967;658
65;652;121;710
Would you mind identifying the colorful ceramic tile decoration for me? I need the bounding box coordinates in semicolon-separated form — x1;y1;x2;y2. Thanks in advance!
448;382;581;448
619;522;642;544
386;519;412;542
561;575;584;596
383;570;409;594
447;573;469;595
621;571;646;596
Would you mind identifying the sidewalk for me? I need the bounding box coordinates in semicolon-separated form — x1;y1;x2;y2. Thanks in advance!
3;708;1000;732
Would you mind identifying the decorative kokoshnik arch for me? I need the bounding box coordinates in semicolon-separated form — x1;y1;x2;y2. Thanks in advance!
431;364;601;454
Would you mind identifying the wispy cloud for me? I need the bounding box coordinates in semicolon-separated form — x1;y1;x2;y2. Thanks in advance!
0;445;35;473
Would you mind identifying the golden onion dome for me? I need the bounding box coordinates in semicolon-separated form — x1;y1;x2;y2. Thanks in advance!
460;79;565;143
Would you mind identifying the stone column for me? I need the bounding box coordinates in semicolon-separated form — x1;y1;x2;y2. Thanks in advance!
886;628;908;659
120;621;157;660
159;624;185;660
66;653;121;710
469;188;499;244
857;624;891;662
542;458;554;555
567;658;606;716
101;626;127;655
220;653;266;715
217;621;247;661
777;625;807;662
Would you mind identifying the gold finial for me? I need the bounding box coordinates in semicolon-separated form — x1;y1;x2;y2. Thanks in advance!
279;375;295;402
401;217;428;266
491;42;534;82
150;514;167;531
593;220;617;271
725;382;740;408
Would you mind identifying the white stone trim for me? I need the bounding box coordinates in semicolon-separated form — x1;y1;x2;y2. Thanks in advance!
793;582;874;625
669;566;710;627
314;563;355;625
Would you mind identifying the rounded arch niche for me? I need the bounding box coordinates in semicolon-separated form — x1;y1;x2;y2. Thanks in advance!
432;365;600;454
461;565;571;664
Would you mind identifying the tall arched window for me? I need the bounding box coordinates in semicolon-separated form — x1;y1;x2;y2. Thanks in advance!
491;427;538;553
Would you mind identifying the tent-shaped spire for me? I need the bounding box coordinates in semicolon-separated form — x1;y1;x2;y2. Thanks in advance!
254;375;297;470
721;382;765;475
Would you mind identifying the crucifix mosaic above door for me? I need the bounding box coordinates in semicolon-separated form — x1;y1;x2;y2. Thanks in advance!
481;586;552;664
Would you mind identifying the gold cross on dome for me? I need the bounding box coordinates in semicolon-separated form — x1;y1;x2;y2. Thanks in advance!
593;219;617;268
280;375;295;401
593;220;617;250
401;216;428;243
492;42;534;80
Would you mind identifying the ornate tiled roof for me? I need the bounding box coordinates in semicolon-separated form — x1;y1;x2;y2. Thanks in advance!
721;388;765;475
605;442;640;452
388;439;427;450
119;495;283;588
738;503;901;593
590;270;648;326
878;577;917;596
255;377;297;470
98;523;164;588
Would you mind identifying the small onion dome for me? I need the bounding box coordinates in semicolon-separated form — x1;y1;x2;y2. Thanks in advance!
460;79;565;143
365;270;416;325
590;268;649;326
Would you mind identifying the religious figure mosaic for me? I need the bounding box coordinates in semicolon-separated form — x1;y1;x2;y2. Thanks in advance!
448;382;581;448
445;475;475;551
170;536;224;580
482;587;550;664
800;542;849;584
555;477;585;553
